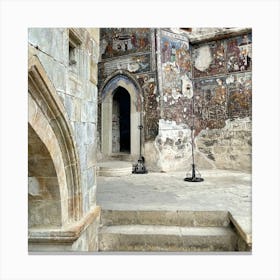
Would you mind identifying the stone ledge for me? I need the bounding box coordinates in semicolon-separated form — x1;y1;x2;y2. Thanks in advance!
28;206;100;244
229;212;252;245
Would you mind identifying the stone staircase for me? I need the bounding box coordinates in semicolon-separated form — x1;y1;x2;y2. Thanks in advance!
98;209;240;252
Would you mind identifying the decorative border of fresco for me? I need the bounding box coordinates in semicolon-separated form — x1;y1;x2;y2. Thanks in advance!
99;53;151;82
100;28;152;60
161;29;190;48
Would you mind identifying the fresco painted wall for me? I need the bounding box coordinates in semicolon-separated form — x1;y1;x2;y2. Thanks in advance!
99;28;159;145
191;32;252;171
160;29;193;126
227;33;252;73
192;41;226;78
100;28;151;60
98;28;252;172
137;73;159;141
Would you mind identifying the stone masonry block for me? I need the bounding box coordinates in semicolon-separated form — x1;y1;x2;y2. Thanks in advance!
37;51;66;93
28;28;67;65
87;167;95;190
75;122;87;145
64;94;74;121
77;143;87;171
86;123;95;145
87;142;96;168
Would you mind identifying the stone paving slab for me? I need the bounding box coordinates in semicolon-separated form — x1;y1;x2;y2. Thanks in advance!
99;224;237;252
97;169;252;242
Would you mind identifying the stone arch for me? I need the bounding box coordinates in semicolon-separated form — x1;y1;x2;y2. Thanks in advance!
100;70;144;159
28;54;82;225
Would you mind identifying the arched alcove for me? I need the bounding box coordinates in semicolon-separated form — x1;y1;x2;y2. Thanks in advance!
100;71;143;159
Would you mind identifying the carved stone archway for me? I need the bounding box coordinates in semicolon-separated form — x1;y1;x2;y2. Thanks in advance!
100;70;144;160
28;54;82;224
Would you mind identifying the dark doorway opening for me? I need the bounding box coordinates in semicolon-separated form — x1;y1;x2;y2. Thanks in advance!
113;87;131;153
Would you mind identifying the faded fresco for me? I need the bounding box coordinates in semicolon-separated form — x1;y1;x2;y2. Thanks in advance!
161;34;192;92
137;74;159;141
192;41;226;78
192;32;252;130
227;72;252;119
98;54;151;81
100;28;151;60
227;34;252;72
160;32;193;125
194;77;228;131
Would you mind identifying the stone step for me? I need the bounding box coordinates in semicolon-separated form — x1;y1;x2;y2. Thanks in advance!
109;153;135;161
101;209;230;227
97;161;132;177
98;225;237;252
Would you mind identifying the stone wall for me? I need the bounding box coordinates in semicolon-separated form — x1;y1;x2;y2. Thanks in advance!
28;28;100;251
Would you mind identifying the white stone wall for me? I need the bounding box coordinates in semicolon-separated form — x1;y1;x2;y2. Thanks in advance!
145;119;192;172
28;28;99;217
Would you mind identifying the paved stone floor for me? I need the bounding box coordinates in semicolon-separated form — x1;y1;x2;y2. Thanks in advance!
96;169;252;242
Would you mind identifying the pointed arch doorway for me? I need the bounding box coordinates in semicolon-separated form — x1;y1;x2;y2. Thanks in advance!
101;72;142;160
112;87;131;154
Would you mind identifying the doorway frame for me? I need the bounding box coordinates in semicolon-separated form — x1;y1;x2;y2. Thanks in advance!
100;70;143;159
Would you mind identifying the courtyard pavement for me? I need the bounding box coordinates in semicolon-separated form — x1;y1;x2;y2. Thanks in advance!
96;169;252;243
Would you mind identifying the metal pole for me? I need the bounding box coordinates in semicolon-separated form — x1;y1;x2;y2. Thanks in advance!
184;92;204;182
132;104;147;174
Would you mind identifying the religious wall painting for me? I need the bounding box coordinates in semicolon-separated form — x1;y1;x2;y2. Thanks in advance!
194;77;228;130
161;34;192;110
137;74;159;141
227;72;252;119
161;35;191;75
100;28;151;59
227;33;252;73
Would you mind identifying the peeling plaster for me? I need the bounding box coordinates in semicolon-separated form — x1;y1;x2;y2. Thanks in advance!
194;45;212;71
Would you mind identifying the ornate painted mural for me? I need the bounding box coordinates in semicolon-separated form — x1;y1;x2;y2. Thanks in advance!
100;28;151;60
227;33;252;73
192;32;252;130
192;33;252;78
227;72;252;119
194;77;228;131
161;33;192;94
160;31;192;126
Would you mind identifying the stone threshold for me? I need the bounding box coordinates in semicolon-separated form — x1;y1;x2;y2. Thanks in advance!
28;206;100;244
